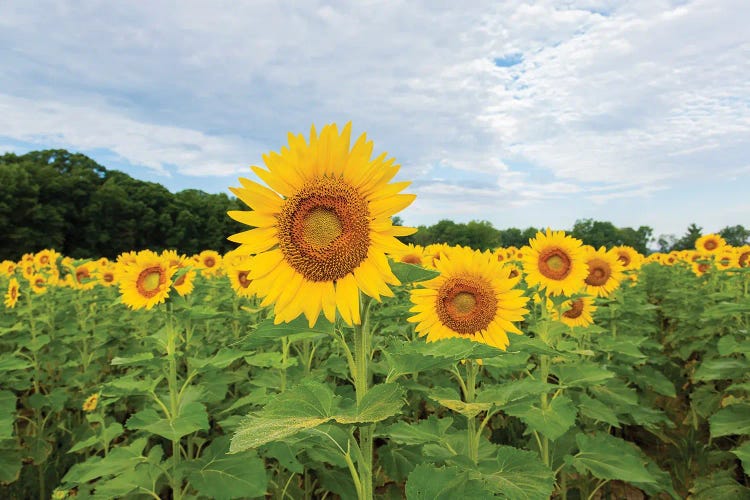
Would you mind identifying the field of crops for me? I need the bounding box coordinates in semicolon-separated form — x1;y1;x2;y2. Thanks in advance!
1;126;749;499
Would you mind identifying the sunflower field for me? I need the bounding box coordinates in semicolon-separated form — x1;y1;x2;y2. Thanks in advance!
1;125;749;500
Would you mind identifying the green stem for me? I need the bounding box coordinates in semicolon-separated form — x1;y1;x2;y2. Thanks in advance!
465;360;479;464
166;306;183;500
353;295;374;500
280;336;290;393
539;354;550;467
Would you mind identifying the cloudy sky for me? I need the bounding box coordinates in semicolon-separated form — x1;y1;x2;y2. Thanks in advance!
1;0;748;239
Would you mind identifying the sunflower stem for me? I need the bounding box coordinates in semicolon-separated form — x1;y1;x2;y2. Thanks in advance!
166;304;183;500
353;294;374;500
465;359;479;464
539;354;551;468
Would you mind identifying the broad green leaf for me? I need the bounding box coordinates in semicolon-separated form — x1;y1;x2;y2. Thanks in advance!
111;352;154;366
406;463;491;499
189;348;247;369
385;338;505;380
391;261;440;284
709;403;750;437
567;432;658;485
552;362;615;387
126;402;208;441
379;443;423;482
577;394;620;428
429;387;492;418
504;395;577;441
188;436;267;499
475;378;555;406
62;438;150;484
689;470;750;499
338;383;405;424
632;365;676;398
93;445;164;498
0;356;31;372
693;358;750;381
0;391;15;439
731;441;750;475
384;415;454;445
246;316;334;347
474;445;554;500
717;335;750;356
0;440;22;483
589;379;639;408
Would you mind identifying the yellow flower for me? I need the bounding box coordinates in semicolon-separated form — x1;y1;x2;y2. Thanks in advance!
198;250;223;278
29;274;48;295
228;123;416;326
0;260;16;276
582;247;624;298
226;258;254;298
612;246;643;271
523;229;587;296
691;257;712;276
82;393;99;412
72;262;98;290
4;278;20;308
715;250;738;271
408;247;529;350
695;234;725;254
737;245;750;268
550;295;597;328
34;249;60;269
393;243;426;266
117;251;175;310
163;251;196;297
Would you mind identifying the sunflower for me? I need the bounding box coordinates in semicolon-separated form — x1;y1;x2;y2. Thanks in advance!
691;257;712;276
34;249;60;269
550;295;597;328
408;247;528;350
228;123;416;326
523;229;588;296
612;246;643;271
715;251;738;271
82;393;99;412
582;247;624;298
504;262;522;280
29;274;48;295
394;243;426;266
227;259;254;298
493;248;507;264
695;234;726;254
118;250;175;310
0;260;16;276
72;262;98;290
423;243;452;270
737;246;750;268
98;266;117;287
4;278;20;308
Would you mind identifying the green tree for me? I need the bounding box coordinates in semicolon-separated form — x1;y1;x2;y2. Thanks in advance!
718;225;750;246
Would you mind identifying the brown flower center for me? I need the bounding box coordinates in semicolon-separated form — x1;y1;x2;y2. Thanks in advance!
277;177;370;282
204;257;216;268
136;266;165;298
739;251;750;268
10;286;18;300
76;268;90;283
509;268;519;279
585;258;611;287
401;254;422;265
537;248;572;280
704;239;717;251
616;251;631;267
35;278;45;287
40;256;49;265
237;270;251;288
436;276;497;335
102;272;114;283
697;263;710;273
562;299;584;319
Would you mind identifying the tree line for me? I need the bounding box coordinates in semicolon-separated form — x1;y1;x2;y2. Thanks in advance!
1;150;747;260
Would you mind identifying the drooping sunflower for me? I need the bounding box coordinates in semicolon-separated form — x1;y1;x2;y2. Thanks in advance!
582;247;625;298
423;243;453;270
612;246;643;271
228;123;416;326
4;278;20;308
408;247;529;350
550;295;597;328
695;234;726;254
117;250;175;310
523;229;588;296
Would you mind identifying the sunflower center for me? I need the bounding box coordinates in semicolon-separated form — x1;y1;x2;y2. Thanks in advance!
585;258;611;287
76;269;90;283
617;252;631;266
35;278;45;287
302;207;343;248
509;268;519;278
278;177;370;282
204;257;216;268
401;254;422;265
739;251;750;268
704;240;717;250
538;248;572;280
237;270;251;288
698;263;710;273
10;286;18;300
436;276;498;335
563;299;584;319
103;273;114;283
40;256;49;265
136;267;164;298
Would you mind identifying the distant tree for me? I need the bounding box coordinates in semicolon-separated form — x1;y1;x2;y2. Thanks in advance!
672;223;703;251
719;225;750;246
657;234;677;253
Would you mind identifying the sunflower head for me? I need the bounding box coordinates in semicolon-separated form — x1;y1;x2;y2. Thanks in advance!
35;249;60;269
549;295;597;328
696;234;726;254
612;246;643;271
0;260;16;276
198;250;223;278
29;274;48;295
583;247;625;298
715;251;738;271
4;278;20;308
408;247;529;350
737;246;750;268
523;229;587;296
394;243;426;266
227;123;416;326
117;251;175;310
82;393;99;412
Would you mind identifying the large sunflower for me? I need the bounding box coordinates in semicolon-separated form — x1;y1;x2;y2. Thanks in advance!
407;247;529;350
523;229;587;296
228;123;416;326
117;251;175;310
695;234;725;254
582;247;624;298
550;295;597;328
4;278;20;308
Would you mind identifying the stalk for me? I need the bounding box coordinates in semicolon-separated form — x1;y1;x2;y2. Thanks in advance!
166;306;183;500
465;360;479;464
353;295;374;500
539;354;550;467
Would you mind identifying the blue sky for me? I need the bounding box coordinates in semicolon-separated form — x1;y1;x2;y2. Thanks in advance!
0;0;748;240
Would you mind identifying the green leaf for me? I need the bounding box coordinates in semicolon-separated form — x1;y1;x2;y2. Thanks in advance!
717;335;750;356
244;316;333;347
504;395;577;441
391;261;440;284
0;391;16;439
230;381;340;452
385;338;505;380
126;402;209;441
689;471;750;499
709;403;750;437
0;440;22;483
406;463;491;500
568;432;658;485
339;383;405;424
188;436;267;499
476;378;555;406
61;438;150;484
0;356;31;372
577;394;620;428
384;415;454;445
474;445;554;500
633;365;676;398
92;445;164;498
429;387;492;418
552;362;614;387
693;358;750;381
189;348;247;369
731;441;750;475
111;352;154;366
379;443;423;483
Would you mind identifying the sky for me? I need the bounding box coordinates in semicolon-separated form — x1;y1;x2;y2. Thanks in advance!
0;0;748;240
